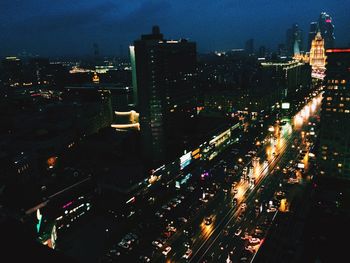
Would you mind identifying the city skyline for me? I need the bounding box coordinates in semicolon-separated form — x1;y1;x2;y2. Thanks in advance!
1;0;350;57
1;2;349;263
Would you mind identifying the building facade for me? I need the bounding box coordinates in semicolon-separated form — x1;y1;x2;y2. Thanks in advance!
319;48;350;177
309;32;327;80
130;26;197;165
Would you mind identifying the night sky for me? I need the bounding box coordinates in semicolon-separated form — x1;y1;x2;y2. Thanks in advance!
1;0;350;57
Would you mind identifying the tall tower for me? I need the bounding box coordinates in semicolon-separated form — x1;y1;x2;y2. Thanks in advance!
286;24;304;56
308;22;318;50
130;26;197;166
319;48;350;177
309;32;326;79
318;12;335;49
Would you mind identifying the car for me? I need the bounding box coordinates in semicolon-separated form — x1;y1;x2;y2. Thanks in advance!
232;198;238;205
152;240;163;249
280;121;287;126
204;217;212;225
182;249;192;259
233;188;238;194
178;217;188;223
139;256;151;262
245;246;256;253
155;211;164;218
162;246;172;256
249;237;261;244
234;228;242;236
255;227;263;234
240;256;249;262
188;186;195;192
199;197;209;203
162;205;171;211
167;226;177;232
267;207;277;213
240;203;247;210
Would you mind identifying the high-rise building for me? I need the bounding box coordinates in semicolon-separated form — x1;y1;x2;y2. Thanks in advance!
319;48;350;177
277;43;287;57
308;22;318;50
258;45;266;58
245;39;254;55
130;26;197;165
318;12;335;49
309;32;326;79
286;24;304;56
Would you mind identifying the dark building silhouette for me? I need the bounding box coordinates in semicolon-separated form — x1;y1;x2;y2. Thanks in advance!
318;12;335;49
319;48;350;177
258;45;266;58
245;38;254;55
130;26;197;166
277;43;287;57
307;13;335;51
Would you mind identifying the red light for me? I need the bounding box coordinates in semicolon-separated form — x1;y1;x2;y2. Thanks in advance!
326;49;350;53
325;19;332;23
62;201;73;209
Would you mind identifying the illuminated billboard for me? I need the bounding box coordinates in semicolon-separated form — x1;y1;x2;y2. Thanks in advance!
180;151;192;170
281;102;290;109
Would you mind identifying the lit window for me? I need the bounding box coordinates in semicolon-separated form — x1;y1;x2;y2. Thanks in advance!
326;97;332;101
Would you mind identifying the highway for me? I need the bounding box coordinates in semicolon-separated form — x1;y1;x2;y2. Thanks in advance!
99;93;322;263
153;94;321;263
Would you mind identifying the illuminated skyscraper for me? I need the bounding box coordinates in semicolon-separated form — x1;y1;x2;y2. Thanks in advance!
319;48;350;177
130;26;197;165
309;32;326;79
318;12;335;49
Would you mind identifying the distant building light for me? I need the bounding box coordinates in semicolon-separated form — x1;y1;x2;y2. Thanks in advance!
326;49;350;53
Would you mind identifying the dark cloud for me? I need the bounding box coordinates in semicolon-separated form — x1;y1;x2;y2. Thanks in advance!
1;0;350;57
9;1;119;32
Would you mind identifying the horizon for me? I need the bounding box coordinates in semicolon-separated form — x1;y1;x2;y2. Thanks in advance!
1;1;350;57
